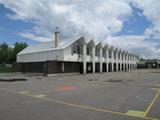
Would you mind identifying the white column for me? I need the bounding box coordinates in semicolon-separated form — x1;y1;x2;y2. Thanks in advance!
92;46;95;73
120;53;122;71
123;54;125;71
83;43;86;74
100;48;103;73
111;51;114;72
126;54;128;71
116;52;119;71
121;53;124;71
128;55;130;71
129;55;131;70
131;55;133;70
106;49;109;72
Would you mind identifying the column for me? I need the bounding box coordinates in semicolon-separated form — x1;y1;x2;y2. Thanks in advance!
120;53;122;71
116;51;119;71
135;63;137;70
131;55;133;70
83;43;86;74
92;46;95;73
121;53;124;71
62;62;64;72
126;54;128;71
106;49;109;72
100;48;103;73
129;55;131;70
111;51;114;72
128;55;130;71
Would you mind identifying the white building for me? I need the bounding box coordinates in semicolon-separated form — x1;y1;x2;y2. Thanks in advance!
17;32;138;74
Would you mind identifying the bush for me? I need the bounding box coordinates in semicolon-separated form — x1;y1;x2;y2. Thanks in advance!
0;64;15;73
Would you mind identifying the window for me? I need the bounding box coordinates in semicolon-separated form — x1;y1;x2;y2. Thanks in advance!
103;49;106;58
109;50;112;58
87;47;90;55
114;52;116;59
118;53;120;59
71;44;81;55
77;45;80;54
95;47;99;57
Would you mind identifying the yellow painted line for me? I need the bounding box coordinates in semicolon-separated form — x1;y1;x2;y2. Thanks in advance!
151;88;159;91
126;110;145;118
34;94;46;98
144;89;160;117
0;87;158;120
23;93;158;120
155;84;160;87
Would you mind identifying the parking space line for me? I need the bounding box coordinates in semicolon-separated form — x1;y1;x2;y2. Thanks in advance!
0;87;158;120
144;89;160;117
19;91;30;94
126;110;145;118
34;94;46;98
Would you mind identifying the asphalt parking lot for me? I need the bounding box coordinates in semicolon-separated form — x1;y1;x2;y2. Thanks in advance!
0;69;160;120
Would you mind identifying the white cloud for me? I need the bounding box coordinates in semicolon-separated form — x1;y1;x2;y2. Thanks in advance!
0;0;133;40
107;35;160;59
18;32;52;42
132;0;160;39
0;0;160;59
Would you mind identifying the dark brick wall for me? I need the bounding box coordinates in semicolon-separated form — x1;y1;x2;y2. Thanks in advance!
46;61;82;74
46;61;62;74
64;61;81;73
16;62;46;73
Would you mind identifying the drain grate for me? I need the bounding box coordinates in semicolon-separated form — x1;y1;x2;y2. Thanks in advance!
0;78;27;82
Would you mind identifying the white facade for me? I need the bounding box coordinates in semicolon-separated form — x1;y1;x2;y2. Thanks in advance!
17;36;139;74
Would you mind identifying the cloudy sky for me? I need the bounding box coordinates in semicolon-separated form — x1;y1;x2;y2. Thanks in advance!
0;0;160;59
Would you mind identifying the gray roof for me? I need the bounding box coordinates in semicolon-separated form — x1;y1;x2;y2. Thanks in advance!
18;36;82;55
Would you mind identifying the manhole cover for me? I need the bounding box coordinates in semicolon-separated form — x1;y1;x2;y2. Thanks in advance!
0;78;27;82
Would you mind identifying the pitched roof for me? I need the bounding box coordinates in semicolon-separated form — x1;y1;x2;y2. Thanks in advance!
18;36;83;55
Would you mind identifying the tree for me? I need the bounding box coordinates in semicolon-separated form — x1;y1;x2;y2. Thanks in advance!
0;42;28;64
11;42;28;63
0;43;11;64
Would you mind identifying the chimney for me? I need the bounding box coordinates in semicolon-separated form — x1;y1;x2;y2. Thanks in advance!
55;30;60;48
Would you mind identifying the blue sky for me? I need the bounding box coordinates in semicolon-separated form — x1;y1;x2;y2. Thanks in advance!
116;7;151;36
0;5;38;45
0;0;160;59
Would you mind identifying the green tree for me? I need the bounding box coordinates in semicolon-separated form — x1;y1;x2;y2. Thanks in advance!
11;42;28;63
0;42;28;64
0;43;11;64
